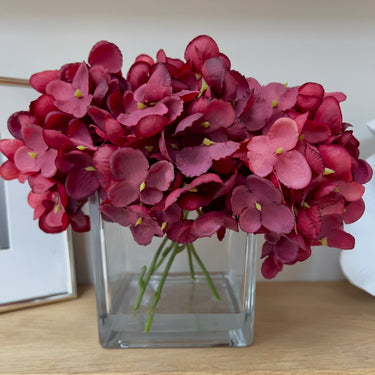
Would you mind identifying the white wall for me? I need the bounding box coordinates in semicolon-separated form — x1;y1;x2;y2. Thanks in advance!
1;0;374;283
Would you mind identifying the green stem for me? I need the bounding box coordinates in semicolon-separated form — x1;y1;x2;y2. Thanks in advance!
154;241;175;271
133;236;169;311
144;243;185;332
187;245;196;280
188;243;221;301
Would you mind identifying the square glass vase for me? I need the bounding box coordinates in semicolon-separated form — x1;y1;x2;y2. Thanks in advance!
89;198;257;348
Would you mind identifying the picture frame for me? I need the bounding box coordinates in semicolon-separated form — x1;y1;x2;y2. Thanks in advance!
0;77;77;312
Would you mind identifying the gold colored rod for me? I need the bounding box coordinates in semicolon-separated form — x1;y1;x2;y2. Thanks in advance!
0;76;30;87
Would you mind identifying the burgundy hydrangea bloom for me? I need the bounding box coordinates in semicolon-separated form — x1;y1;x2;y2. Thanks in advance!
46;62;93;118
106;148;174;207
0;35;371;281
247;118;312;189
13;124;58;178
231;175;295;234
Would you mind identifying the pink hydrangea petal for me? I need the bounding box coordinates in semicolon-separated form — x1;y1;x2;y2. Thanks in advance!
202;57;225;95
28;174;56;194
305;144;324;174
296;82;324;112
239;206;261;233
191;211;225;238
342;199;365;224
164;173;222;209
327;229;354;249
318;144;352;182
143;63;172;103
247;135;275;177
7;111;36;140
22;124;47;153
203;100;236;132
274;236;299;264
135;114;168;138
127;61;151;89
261;255;283;279
184;35;220;72
268;118;299;152
296;204;321;240
130;215;163;245
318;194;345;216
88;41;123;73
99;204;137;227
104;117;124;146
0;139;24;159
160;95;184;122
93;144;115;185
38;148;58;178
145;161;174;191
0;160;21;180
28;191;48;219
32;94;56;120
302;120;331;143
117;102;168;127
245;174;283;204
110;148;148;182
43;129;71;150
336;181;365;202
261;203;295;234
175;113;203;134
140;188;163;205
68;120;94;147
274;150;312;189
231;185;253;215
70;209;90;232
175;141;239;177
30;70;59;93
14;146;39;173
65;167;99;200
107;180;140;207
314;97;343;133
324;91;346;102
353;159;373;184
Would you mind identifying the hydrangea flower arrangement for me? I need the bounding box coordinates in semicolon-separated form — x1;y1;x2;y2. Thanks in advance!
0;35;372;284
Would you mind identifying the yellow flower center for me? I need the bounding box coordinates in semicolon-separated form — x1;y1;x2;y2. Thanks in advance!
139;181;146;192
161;221;167;231
137;102;147;110
28;152;38;159
74;89;83;98
202;138;214;146
272;99;278;108
54;204;61;214
201;121;210;129
323;168;335;176
135;217;143;226
85;166;96;171
275;147;283;155
320;237;328;247
77;145;87;150
255;202;262;211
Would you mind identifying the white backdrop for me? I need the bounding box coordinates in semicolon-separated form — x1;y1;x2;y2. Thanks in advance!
1;0;374;282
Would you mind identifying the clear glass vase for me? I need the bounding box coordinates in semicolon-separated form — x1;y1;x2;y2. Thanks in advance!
89;197;257;348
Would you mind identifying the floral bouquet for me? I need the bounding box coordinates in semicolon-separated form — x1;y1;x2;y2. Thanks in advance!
0;35;372;329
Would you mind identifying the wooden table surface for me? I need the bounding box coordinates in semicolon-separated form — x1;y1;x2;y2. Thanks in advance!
1;281;374;374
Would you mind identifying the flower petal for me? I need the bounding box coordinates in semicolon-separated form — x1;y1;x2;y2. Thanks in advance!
110;148;148;182
274;150;312;189
88;41;123;73
262;203;295;234
268;117;299;152
239;206;261;233
247;135;275;177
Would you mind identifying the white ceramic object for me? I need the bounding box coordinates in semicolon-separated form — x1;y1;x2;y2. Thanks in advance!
340;153;375;296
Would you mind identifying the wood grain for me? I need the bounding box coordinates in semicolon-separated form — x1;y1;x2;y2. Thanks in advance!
1;281;374;374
